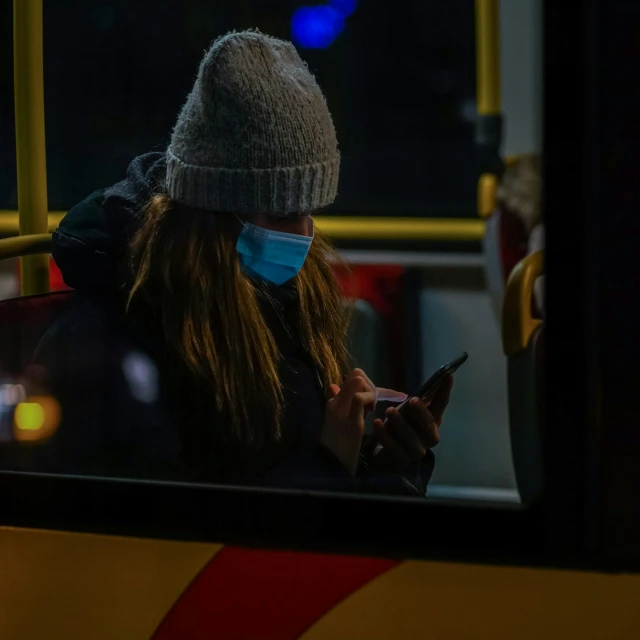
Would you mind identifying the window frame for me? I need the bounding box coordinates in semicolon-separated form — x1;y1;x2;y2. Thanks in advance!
2;0;632;574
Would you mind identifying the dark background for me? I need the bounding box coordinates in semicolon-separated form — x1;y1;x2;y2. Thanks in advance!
0;0;478;215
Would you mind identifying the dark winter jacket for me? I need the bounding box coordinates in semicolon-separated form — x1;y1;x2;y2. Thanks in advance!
30;153;434;495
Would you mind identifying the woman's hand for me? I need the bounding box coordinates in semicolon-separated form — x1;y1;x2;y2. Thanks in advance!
372;374;454;471
320;368;380;476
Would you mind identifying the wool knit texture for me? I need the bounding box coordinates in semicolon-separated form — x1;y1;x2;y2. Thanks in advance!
166;30;340;216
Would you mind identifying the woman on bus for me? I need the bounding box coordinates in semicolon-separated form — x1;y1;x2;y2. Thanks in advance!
34;31;453;495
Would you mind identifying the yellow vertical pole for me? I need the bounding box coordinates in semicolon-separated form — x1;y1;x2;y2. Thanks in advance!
475;0;501;116
14;0;50;295
475;0;502;217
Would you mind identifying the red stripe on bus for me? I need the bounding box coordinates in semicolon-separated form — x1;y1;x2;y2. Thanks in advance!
152;547;399;640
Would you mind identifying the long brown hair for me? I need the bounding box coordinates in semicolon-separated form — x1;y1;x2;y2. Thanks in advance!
126;193;351;449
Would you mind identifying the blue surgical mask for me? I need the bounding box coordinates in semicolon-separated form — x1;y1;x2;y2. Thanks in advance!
235;217;314;286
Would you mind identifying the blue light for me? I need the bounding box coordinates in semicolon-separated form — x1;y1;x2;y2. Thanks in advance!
328;0;358;18
291;5;346;49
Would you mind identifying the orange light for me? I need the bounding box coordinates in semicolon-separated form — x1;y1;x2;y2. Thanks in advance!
13;395;61;442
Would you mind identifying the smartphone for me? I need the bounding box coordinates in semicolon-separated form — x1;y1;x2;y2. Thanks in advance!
396;351;468;415
360;351;469;459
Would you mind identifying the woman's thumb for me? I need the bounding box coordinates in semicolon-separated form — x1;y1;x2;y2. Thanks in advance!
329;383;341;399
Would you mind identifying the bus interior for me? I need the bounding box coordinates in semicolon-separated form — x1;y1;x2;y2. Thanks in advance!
1;0;640;637
0;0;544;507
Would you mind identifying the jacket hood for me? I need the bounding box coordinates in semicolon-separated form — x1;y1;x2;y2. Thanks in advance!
52;152;167;294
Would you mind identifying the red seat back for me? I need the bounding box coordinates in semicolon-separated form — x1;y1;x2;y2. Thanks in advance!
15;256;71;292
499;206;529;282
0;291;75;376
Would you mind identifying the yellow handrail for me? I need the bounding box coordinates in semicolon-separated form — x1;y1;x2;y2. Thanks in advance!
14;0;50;295
475;0;502;218
0;211;65;235
477;174;498;218
0;234;52;262
5;0;494;284
475;0;501;116
502;250;544;357
315;216;485;242
0;212;486;243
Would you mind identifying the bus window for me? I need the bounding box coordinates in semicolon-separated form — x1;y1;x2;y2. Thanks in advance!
1;0;478;218
4;8;639;636
0;1;544;507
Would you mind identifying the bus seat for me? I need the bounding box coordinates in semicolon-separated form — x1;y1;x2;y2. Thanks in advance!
483;209;505;320
502;250;544;505
483;206;528;322
0;291;75;376
345;298;388;390
344;298;389;434
15;256;71;292
0;234;72;374
333;264;404;390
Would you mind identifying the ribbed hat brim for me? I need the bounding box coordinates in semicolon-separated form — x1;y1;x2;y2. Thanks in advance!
166;151;340;215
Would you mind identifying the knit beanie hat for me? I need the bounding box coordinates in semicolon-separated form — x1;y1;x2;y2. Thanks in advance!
166;30;340;216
